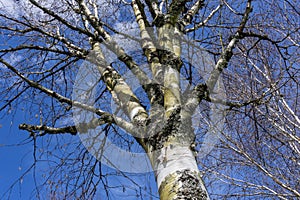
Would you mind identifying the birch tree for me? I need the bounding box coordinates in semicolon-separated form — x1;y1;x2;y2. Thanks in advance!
0;0;299;199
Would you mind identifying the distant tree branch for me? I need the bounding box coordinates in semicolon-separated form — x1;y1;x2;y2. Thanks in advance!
0;45;73;56
180;0;205;27
28;0;93;36
204;94;269;109
222;134;300;197
0;57;79;112
0;58;137;135
144;0;161;19
184;4;222;32
205;0;252;91
0;13;88;56
184;0;252;113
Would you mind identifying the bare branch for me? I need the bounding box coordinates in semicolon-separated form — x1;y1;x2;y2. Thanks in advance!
184;4;223;32
19;123;77;135
77;0;152;87
180;0;205;27
184;0;253;113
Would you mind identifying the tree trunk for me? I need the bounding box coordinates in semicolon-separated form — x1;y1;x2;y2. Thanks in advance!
148;144;209;199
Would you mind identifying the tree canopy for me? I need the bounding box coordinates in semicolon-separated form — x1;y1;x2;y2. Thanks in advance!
0;0;299;199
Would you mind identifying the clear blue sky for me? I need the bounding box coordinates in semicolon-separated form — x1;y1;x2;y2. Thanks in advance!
0;110;36;199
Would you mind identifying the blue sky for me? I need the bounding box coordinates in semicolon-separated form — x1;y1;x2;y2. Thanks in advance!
0;110;36;199
0;1;38;198
1;0;299;199
0;1;157;198
0;109;159;199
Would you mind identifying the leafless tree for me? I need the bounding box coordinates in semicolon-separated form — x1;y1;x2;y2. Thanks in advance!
0;0;299;199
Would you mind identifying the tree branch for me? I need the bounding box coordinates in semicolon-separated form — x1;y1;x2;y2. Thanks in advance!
206;0;252;91
184;4;222;33
144;0;160;19
90;41;149;124
167;0;190;24
204;95;269;109
19;123;77;135
19;116;113;135
184;0;253;113
0;58;102;114
77;0;152;88
0;13;87;56
0;57;141;137
28;0;93;37
180;0;205;27
0;45;73;56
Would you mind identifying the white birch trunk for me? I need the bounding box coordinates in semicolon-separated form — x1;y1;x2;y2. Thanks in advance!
149;144;209;199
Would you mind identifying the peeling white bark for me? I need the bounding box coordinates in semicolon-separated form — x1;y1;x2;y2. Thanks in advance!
155;145;199;188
